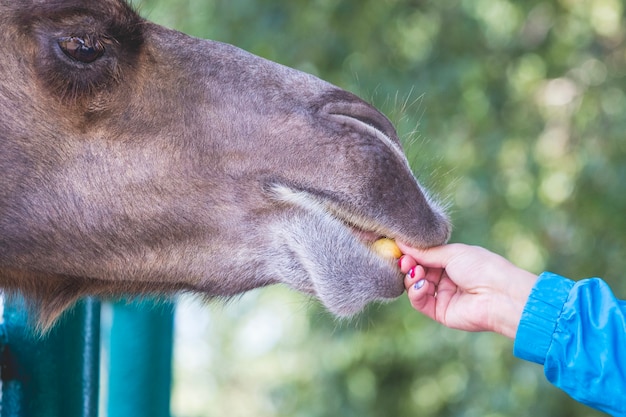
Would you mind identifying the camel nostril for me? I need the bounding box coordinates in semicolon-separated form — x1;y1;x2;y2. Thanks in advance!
322;99;408;166
331;112;395;142
322;100;399;143
318;89;399;140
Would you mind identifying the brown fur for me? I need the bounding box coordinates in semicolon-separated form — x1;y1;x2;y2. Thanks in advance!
0;0;450;332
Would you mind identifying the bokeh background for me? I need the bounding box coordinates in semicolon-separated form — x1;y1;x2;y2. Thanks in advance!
131;1;625;416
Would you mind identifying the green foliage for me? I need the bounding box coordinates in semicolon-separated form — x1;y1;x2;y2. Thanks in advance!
133;0;624;415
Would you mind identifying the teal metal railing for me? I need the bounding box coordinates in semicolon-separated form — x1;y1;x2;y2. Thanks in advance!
0;295;174;417
106;300;174;417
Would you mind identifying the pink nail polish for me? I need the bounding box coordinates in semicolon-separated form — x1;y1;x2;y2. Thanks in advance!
408;267;415;278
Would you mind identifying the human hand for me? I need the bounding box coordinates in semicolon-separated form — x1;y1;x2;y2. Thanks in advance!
397;243;538;339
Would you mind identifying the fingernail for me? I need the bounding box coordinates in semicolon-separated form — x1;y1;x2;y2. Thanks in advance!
407;267;416;278
413;279;425;290
397;256;403;268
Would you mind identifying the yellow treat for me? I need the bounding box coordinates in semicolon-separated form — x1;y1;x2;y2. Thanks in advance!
371;238;402;259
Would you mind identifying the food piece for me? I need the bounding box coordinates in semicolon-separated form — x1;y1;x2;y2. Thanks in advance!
371;237;402;260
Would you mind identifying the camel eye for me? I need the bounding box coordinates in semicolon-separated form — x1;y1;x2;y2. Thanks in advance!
58;36;105;63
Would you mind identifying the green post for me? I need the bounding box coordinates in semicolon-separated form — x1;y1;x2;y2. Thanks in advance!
107;299;174;417
0;296;101;417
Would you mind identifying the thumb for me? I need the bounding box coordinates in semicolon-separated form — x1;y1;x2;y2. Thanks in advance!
397;242;465;270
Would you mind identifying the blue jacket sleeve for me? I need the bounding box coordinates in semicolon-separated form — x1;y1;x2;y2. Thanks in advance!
513;272;626;416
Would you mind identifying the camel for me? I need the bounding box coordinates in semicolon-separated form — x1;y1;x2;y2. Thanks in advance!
0;0;450;331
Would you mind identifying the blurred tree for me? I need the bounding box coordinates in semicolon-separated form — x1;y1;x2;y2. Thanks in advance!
132;0;624;416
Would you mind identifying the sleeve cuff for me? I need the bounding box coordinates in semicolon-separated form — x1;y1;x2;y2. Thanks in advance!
513;272;575;365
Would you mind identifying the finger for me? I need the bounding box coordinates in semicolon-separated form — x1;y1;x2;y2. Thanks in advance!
398;255;417;274
423;265;445;287
430;278;456;324
436;273;458;294
403;264;426;290
406;278;437;321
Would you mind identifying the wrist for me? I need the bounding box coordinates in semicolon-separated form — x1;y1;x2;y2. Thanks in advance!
493;268;538;339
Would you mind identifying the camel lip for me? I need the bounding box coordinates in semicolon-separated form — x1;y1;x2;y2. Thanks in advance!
265;182;407;315
266;181;403;264
266;181;394;244
341;221;398;255
347;225;381;244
